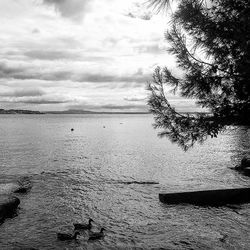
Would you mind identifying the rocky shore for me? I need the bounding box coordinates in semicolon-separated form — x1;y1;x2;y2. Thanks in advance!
0;195;20;223
0;177;32;224
234;156;250;176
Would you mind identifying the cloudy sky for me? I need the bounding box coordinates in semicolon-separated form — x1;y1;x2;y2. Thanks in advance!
0;0;196;112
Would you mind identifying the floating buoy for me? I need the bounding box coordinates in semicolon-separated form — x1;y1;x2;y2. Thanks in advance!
71;128;74;131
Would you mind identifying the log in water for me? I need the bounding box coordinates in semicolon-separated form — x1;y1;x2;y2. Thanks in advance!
159;188;250;206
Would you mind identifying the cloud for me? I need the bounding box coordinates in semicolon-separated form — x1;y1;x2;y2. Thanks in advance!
0;88;45;97
42;0;92;21
68;103;147;111
134;44;163;54
32;28;40;34
18;98;70;104
3;47;111;62
0;61;151;85
0;95;72;105
124;96;146;102
24;50;83;61
77;72;150;84
0;62;23;77
0;0;186;112
124;2;153;20
100;103;147;110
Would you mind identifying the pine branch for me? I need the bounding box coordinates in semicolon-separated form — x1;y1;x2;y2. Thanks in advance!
147;0;250;150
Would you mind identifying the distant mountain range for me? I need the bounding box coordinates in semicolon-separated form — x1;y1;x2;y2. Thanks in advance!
0;108;208;115
47;109;149;114
0;109;44;114
0;109;149;115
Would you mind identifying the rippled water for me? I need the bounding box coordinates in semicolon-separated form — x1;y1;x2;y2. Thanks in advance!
0;114;249;249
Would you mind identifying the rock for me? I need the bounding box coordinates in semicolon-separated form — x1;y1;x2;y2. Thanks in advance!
234;156;250;176
241;156;250;169
0;176;32;195
0;195;20;223
14;176;32;193
0;177;31;225
13;186;31;193
235;156;250;170
0;183;20;195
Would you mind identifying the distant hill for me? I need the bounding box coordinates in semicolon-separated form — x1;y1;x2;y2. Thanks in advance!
0;108;209;115
0;109;44;114
46;109;95;114
0;108;149;115
46;109;149;114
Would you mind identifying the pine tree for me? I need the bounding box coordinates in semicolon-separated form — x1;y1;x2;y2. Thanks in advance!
147;0;250;150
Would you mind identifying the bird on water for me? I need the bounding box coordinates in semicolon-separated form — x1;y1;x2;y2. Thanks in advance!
57;231;80;241
88;228;105;240
74;218;94;230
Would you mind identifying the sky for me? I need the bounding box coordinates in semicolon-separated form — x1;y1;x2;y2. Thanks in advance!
0;0;197;112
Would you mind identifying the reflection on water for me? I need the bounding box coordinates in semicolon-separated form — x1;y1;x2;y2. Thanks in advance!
0;114;249;249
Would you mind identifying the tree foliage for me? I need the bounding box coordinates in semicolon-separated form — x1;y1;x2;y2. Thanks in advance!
147;0;250;150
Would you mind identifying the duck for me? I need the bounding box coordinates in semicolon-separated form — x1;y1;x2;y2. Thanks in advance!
57;231;80;241
88;228;105;240
73;218;93;230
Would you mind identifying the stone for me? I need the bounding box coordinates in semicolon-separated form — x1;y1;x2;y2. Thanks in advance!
0;195;20;223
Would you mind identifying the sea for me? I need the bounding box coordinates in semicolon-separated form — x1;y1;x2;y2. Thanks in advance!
0;114;249;250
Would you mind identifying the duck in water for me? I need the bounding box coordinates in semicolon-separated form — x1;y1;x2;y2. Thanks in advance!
74;218;93;230
88;228;105;240
57;231;80;241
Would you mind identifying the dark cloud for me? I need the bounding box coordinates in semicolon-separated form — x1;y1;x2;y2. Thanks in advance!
3;48;111;62
0;62;151;86
77;73;150;84
58;37;81;47
24;49;109;62
124;97;146;102
24;50;83;61
19;99;70;104
43;0;91;21
0;89;45;97
134;44;163;54
0;96;71;105
100;104;145;110
32;28;40;34
0;62;69;81
0;62;24;77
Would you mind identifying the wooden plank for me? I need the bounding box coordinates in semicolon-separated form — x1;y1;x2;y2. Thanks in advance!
159;188;250;206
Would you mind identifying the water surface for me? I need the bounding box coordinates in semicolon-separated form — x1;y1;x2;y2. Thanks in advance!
0;114;249;249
